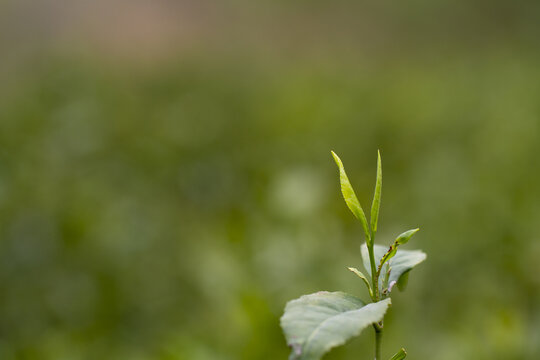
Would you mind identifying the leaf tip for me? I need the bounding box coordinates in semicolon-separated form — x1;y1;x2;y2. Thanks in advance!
331;150;341;166
389;348;408;360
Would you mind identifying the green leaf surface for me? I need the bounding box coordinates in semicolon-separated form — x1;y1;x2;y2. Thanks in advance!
370;150;382;236
281;291;391;360
331;151;371;242
389;348;407;360
361;244;426;290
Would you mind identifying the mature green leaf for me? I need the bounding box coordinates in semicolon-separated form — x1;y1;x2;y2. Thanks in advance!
395;228;420;245
370;150;382;237
331;151;371;242
281;291;391;360
389;348;407;360
361;244;426;291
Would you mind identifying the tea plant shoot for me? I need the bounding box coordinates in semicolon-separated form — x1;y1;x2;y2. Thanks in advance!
280;151;426;360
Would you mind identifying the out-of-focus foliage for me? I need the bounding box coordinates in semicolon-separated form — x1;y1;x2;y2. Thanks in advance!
0;1;540;360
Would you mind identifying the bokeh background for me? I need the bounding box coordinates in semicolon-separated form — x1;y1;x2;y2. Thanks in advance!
1;1;540;359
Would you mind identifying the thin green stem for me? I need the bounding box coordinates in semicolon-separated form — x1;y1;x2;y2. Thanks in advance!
368;246;378;299
368;233;379;301
369;231;383;360
375;325;383;360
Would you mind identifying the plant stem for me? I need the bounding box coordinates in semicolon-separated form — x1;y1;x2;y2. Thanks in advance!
367;234;379;300
368;247;378;299
369;231;382;360
375;325;383;360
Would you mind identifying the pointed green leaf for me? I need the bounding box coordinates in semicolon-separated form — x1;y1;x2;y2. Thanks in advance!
395;228;420;245
281;292;391;360
370;150;382;236
331;151;370;241
347;267;374;299
389;348;407;360
362;244;426;291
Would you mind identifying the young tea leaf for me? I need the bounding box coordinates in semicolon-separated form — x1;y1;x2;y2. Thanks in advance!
377;229;420;279
281;292;391;360
347;267;374;299
389;348;407;360
361;244;426;291
331;151;371;242
370;150;382;237
379;246;397;270
395;228;420;245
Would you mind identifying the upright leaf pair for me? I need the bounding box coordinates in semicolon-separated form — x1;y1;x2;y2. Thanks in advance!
331;151;371;244
330;150;382;247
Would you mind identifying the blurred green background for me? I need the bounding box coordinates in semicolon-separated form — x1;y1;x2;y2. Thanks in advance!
1;1;539;359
